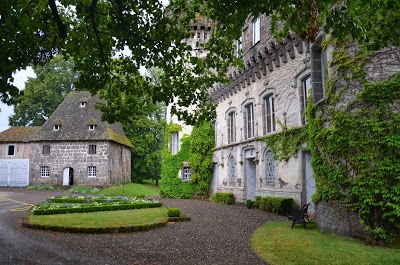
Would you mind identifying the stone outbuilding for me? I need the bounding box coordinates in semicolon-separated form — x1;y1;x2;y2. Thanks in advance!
0;91;132;187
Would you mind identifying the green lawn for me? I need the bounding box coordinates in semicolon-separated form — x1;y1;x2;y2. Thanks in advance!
252;221;400;265
29;207;168;227
98;182;160;196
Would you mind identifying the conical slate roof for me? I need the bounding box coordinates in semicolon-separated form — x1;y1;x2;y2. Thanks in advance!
32;91;133;148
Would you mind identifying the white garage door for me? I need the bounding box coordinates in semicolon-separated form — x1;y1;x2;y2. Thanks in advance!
0;160;29;187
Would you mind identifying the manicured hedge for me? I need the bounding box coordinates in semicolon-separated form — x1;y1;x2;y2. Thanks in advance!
254;196;294;216
32;202;162;215
211;192;235;205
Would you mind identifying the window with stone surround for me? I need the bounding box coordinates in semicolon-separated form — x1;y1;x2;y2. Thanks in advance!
182;166;192;182
252;17;260;45
229;156;236;183
88;145;97;155
262;94;276;134
311;35;327;103
300;74;311;124
42;145;50;155
7;144;15;156
88;166;97;177
227;111;236;144
236;35;243;57
41;166;50;177
170;132;179;155
265;151;275;183
243;103;254;139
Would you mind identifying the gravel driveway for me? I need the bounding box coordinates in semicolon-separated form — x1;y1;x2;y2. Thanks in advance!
0;188;286;265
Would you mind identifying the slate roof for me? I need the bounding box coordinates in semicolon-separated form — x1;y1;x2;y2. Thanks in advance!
0;127;41;142
32;91;133;148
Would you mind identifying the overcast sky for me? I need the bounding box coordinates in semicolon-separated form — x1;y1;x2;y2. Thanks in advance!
0;67;36;132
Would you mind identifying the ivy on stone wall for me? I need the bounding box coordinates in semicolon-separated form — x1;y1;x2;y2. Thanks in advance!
308;45;400;243
188;121;215;196
258;127;308;162
160;121;215;198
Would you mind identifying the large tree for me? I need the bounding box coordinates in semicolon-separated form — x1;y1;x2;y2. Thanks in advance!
9;55;76;126
1;1;399;125
122;68;166;185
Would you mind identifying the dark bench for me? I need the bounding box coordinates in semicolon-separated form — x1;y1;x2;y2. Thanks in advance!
288;203;310;229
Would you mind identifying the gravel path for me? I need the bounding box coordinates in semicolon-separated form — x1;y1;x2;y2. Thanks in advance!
0;188;286;265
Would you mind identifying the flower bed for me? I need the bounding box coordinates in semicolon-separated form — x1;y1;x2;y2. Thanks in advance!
32;195;162;215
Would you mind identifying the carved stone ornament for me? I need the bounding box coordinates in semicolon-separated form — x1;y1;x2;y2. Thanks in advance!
228;100;232;105
263;80;269;87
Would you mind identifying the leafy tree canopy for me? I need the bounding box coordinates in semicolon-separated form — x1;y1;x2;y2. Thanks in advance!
8;55;76;126
200;0;400;49
1;1;399;124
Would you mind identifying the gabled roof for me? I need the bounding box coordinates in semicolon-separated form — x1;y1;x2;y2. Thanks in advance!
0;126;41;143
32;91;133;148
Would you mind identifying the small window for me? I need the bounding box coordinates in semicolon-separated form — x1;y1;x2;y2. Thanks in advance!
252;17;260;45
229;156;236;183
53;125;61;131
197;31;201;39
204;31;207;39
170;132;179;155
42;145;50;155
7;145;15;156
88;145;97;155
236;36;243;57
265;151;275;183
89;125;96;131
41;166;50;177
80;101;87;108
182;167;192;182
88;166;97;177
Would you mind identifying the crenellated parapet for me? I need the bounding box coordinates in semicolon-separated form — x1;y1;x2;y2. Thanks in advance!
209;35;309;102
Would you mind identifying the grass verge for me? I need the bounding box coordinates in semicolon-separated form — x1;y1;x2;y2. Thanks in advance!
252;221;400;265
28;207;168;228
99;182;160;196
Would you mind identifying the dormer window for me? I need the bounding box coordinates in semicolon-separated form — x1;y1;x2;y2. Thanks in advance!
89;125;96;131
80;101;87;108
53;125;61;131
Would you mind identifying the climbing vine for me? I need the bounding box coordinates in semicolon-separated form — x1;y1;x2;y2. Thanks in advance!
258;40;400;243
258;127;308;162
160;121;215;198
307;43;400;243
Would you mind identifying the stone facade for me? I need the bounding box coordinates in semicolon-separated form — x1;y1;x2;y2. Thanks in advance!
210;15;314;206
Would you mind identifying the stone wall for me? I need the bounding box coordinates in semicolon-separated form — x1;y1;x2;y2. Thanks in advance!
211;15;311;204
30;141;113;185
315;201;367;239
0;143;30;159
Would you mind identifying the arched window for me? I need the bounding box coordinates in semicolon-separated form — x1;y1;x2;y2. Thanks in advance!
229;156;236;182
227;111;236;144
262;94;275;134
265;151;275;183
243;103;254;139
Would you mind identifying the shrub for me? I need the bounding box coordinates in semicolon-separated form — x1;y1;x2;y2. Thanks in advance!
69;186;101;194
27;185;59;190
245;199;254;209
254;196;262;208
167;208;181;217
257;196;294;216
211;192;235;205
